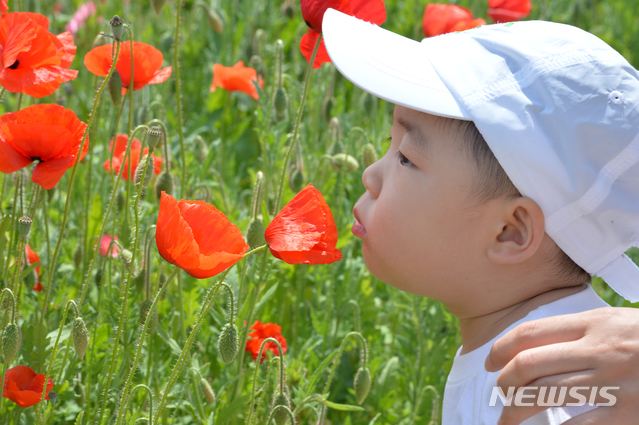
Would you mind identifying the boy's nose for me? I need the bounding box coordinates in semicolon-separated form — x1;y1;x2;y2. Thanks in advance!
362;159;382;199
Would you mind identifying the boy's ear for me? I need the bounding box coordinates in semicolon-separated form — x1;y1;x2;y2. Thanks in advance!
486;197;545;264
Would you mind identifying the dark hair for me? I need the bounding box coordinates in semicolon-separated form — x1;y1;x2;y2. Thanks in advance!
438;117;591;287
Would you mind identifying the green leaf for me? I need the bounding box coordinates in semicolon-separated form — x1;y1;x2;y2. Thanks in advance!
19;261;39;280
253;282;279;316
320;399;365;412
156;324;182;355
74;411;84;425
30;322;50;373
303;350;338;398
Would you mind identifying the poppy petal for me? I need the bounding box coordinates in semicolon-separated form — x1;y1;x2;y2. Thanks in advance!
300;0;350;32
299;30;331;69
147;66;172;86
349;0;386;25
1;14;37;67
55;31;77;67
31;155;75;190
83;43;111;77
0;136;32;173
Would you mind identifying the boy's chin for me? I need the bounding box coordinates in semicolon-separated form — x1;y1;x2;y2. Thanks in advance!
361;247;431;297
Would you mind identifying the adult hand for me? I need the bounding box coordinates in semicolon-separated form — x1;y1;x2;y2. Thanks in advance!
485;307;639;425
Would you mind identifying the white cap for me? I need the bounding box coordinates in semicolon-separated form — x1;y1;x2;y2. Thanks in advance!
323;9;639;302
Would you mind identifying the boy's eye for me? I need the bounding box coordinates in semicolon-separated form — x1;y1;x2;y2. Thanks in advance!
395;150;414;168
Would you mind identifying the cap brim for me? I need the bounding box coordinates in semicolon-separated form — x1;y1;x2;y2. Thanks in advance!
322;8;471;120
596;254;639;303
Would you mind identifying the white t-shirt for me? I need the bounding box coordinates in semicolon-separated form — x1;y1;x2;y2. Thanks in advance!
443;285;609;425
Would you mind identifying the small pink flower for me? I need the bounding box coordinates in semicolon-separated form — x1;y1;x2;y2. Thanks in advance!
65;1;96;35
99;235;120;258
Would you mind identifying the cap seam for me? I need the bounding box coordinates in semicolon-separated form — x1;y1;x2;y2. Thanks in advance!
460;48;613;110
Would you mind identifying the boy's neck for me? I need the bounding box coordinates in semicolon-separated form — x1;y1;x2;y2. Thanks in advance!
456;283;588;354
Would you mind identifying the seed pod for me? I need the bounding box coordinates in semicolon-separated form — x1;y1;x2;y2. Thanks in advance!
108;70;122;107
331;153;359;173
322;96;335;123
134;155;155;196
74;245;83;270
151;0;166;15
120;249;134;273
154;171;174;200
274;87;289;119
147;126;162;151
360;91;375;115
217;323;239;364
206;6;224;33
288;168;304;193
116;190;125;212
94;268;103;288
272;391;292;425
246;218;266;250
139;299;158;334
353;367;372;404
362;143;377;168
2;323;20;364
72;317;89;360
92;33;111;48
280;0;294;18
17;216;32;239
110;15;125;41
200;378;216;404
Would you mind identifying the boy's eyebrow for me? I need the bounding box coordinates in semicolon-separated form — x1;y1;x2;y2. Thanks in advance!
396;117;429;154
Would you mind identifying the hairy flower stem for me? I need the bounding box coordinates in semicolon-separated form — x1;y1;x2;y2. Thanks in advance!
36;300;80;424
76;124;149;312
98;148;153;425
247;338;286;425
146;119;171;172
121;384;154;425
173;0;187;197
39;40;123;324
266;405;296;425
273;34;322;213
0;289;16;412
114;268;178;425
2;174;22;286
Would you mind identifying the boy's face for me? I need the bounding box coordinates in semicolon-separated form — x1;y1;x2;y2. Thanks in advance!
353;105;495;306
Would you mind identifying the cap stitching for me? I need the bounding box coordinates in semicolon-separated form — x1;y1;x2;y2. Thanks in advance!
460;48;613;110
546;130;639;234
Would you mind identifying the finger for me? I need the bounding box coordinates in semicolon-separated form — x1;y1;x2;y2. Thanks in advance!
496;340;593;393
486;315;587;372
498;370;599;425
561;406;634;425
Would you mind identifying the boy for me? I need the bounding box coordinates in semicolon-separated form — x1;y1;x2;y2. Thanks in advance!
322;8;639;425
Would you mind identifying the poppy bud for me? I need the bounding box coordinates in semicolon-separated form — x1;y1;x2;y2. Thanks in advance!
274;87;289;119
362;143;377;168
2;322;20;364
147;126;162;152
110;15;125;41
116;190;125;212
134;270;145;293
329;140;344;156
72;317;89;360
154;172;174;200
360;91;375;115
17;216;32;239
74;245;83;270
217;323;239;364
353;367;372;404
139;299;158;334
151;0;166;15
92;33;111;48
200;378;216;404
249;55;265;79
120;249;134;272
48;390;58;404
288;168;304;193
74;381;86;407
194;136;208;163
322;96;335;123
134;155;155;196
134;418;149;425
109;70;123;107
246;218;266;250
204;5;224;33
331;153;359;173
272;391;292;425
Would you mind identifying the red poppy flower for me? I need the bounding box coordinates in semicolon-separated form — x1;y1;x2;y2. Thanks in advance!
0;1;8;14
245;320;288;363
0;12;78;97
487;0;532;23
25;244;42;292
422;4;486;37
299;0;386;68
265;184;342;264
155;192;249;279
210;61;264;100
84;41;172;93
103;134;163;180
0;104;89;190
99;234;120;258
3;365;54;408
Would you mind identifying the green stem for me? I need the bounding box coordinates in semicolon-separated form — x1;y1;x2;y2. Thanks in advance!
121;384;154;425
322;331;369;395
99;147;153;425
146;119;171;173
39;40;123;324
273;33;322;213
247;338;286;425
173;0;186;197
